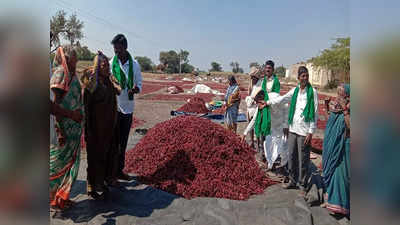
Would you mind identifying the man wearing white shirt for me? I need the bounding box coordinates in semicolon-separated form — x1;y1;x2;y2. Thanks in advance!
242;90;289;170
110;34;142;181
250;60;284;158
267;66;318;191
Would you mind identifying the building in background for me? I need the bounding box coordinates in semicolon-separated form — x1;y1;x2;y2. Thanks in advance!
287;62;334;88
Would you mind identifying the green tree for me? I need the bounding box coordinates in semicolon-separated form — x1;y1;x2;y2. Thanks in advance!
249;62;260;68
76;46;96;60
50;10;84;47
230;61;243;73
50;10;67;47
159;50;194;74
309;37;350;83
64;14;84;46
160;50;179;73
275;65;286;77
135;56;154;71
181;63;195;73
179;50;189;64
210;61;222;72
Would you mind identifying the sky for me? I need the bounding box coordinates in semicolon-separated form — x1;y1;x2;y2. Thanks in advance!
47;0;351;72
2;0;399;73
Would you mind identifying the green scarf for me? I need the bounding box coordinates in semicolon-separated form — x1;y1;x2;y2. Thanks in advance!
288;83;315;125
254;75;280;137
112;53;134;90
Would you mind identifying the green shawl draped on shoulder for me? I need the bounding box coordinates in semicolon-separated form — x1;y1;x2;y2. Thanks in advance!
111;53;134;90
288;83;315;125
254;75;280;137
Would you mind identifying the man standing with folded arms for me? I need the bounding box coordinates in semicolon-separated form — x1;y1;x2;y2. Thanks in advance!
110;34;142;181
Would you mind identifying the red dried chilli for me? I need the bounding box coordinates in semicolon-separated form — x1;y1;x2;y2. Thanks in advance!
80;133;86;149
211;107;225;115
175;85;184;92
311;138;323;151
176;97;209;114
144;93;215;102
131;116;146;128
139;83;165;95
317;119;327;130
125;116;277;200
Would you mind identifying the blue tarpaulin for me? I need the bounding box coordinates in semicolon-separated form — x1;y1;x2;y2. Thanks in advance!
170;111;247;124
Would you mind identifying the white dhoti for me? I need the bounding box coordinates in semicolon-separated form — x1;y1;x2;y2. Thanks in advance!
263;93;289;168
244;92;289;168
245;96;257;119
264;134;288;169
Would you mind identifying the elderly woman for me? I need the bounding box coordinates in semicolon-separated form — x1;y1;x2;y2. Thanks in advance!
223;75;241;133
49;45;83;211
82;52;121;199
321;83;350;216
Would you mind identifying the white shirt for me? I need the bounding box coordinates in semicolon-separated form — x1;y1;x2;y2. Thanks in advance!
267;85;318;136
110;56;142;114
246;75;277;117
245;96;257;118
244;93;289;136
250;76;275;99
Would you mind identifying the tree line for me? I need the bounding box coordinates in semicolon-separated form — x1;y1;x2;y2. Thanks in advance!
308;37;350;85
50;11;264;74
50;10;348;81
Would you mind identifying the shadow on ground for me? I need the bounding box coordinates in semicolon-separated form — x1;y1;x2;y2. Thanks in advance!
54;178;179;224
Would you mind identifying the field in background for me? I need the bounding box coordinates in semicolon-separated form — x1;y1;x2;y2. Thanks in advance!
77;60;93;72
77;60;335;93
77;60;249;77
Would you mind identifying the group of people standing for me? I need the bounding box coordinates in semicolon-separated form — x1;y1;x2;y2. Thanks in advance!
49;32;349;217
49;34;142;211
229;60;350;216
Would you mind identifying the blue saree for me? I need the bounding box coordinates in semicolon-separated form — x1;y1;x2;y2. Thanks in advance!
224;84;240;126
322;112;350;215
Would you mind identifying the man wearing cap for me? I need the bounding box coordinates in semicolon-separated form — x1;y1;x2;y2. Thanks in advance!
245;66;261;148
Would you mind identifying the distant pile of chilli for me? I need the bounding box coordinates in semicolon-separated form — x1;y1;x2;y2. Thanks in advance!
176;97;209;114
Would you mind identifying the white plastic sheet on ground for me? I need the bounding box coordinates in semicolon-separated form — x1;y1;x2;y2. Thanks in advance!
211;89;225;95
212;77;227;83
190;84;210;93
187;84;225;96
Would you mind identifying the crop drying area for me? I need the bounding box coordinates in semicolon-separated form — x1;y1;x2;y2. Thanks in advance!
51;62;348;225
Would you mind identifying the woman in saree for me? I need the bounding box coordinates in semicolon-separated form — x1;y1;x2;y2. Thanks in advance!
82;52;121;199
49;45;83;211
223;75;241;133
322;83;350;216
